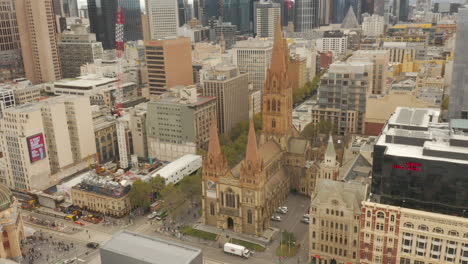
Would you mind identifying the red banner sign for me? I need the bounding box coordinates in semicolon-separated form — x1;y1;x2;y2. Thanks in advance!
27;134;46;163
393;162;421;171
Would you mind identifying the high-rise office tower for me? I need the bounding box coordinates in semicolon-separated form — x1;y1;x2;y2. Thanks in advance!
398;0;409;21
144;38;194;96
63;0;79;17
58;29;104;78
88;0;143;50
178;0;190;26
0;0;24;83
146;0;179;40
319;0;331;25
16;0;62;84
361;0;374;15
201;64;249;134
223;0;251;33
449;7;468;120
294;0;319;32
254;0;281;38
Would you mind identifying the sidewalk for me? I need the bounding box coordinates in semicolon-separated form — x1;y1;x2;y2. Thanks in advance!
193;223;278;248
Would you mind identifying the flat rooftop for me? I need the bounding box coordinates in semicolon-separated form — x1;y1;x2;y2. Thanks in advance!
54;75;117;88
101;231;201;264
377;107;468;164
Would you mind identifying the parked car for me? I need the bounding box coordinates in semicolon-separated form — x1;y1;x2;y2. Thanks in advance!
86;242;99;249
276;207;288;214
271;215;282;221
301;217;310;224
148;211;158;219
303;214;310;219
280;206;288;212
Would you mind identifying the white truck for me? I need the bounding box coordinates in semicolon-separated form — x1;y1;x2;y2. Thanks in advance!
223;243;251;258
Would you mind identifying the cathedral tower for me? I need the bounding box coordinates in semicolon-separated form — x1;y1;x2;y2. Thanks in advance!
240;119;265;189
261;17;293;145
203;118;227;182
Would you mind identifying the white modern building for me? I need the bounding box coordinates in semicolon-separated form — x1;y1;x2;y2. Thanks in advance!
146;0;179;40
151;154;202;185
254;0;281;38
316;31;348;55
232;38;273;90
362;14;385;36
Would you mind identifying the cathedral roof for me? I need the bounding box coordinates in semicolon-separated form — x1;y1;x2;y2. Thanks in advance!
0;184;13;211
258;140;282;165
288;137;308;155
341;7;360;29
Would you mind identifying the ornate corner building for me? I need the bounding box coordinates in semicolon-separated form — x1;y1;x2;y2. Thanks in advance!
201;20;320;236
0;184;25;260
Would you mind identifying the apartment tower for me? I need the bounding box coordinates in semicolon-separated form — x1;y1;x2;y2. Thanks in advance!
254;0;281;38
146;0;179;40
16;0;62;84
145;37;194;96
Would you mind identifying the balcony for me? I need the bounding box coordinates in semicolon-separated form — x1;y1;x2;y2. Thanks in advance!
402;245;412;251
417;238;427;243
432;241;441;246
430;250;441;256
416;247;426;254
404;234;413;240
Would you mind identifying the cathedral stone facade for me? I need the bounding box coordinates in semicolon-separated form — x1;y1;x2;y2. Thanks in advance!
201;20;323;235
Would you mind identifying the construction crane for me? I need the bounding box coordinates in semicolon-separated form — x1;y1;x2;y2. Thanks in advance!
115;6;129;169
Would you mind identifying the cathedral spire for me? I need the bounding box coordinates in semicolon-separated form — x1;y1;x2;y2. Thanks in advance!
207;118;222;158
325;134;336;164
245;119;259;165
270;16;287;75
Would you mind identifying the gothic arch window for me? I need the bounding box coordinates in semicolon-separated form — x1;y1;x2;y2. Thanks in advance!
367;211;371;218
403;222;414;228
272;119;276;128
236;195;240;209
210;202;215;216
433;227;444;234
226;189;236;208
377;211;385;219
272;99;276;111
448;230;459;237
277;101;281;112
220;192;224;206
247;210;253;224
267;100;271;111
418;225;429;231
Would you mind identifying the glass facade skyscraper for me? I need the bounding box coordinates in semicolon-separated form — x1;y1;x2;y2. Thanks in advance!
87;0;142;50
294;0;319;32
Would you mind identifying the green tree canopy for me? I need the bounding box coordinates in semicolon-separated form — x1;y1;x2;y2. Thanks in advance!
129;179;152;209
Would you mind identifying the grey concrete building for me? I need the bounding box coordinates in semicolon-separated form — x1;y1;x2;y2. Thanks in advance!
309;180;368;264
449;7;468;120
58;29;104;78
209;21;237;49
146;85;216;161
101;231;202;264
201;63;249;134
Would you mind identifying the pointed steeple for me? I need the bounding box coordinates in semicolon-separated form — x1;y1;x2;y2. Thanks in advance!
325;135;336;164
245;119;259;165
270;16;287;75
341;7;360;29
207;118;222;158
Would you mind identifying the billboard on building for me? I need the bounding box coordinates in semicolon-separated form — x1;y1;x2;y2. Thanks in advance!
27;133;46;163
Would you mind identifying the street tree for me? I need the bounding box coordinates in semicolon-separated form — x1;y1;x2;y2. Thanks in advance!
129;179;152;210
